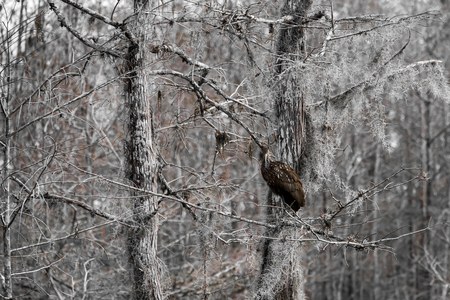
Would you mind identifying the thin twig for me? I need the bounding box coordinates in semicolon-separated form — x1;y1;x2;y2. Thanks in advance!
11;257;64;277
11;221;116;253
47;0;123;58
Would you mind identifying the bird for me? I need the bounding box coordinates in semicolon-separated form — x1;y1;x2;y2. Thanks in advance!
259;146;305;211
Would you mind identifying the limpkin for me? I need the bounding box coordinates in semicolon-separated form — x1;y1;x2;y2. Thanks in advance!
259;146;305;211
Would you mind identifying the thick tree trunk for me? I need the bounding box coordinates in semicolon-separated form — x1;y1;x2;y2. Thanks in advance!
275;0;311;167
254;1;312;299
124;2;164;299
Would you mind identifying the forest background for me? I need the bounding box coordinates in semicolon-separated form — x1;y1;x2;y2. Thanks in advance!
1;0;450;299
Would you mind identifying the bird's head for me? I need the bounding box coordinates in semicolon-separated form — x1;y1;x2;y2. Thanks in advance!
259;146;273;168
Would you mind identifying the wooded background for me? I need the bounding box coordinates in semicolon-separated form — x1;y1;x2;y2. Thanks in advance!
1;0;450;299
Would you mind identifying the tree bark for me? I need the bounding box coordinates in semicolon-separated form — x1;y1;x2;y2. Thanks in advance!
124;2;164;299
275;0;311;167
254;1;312;299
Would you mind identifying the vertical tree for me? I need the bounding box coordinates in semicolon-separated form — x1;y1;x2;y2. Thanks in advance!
254;1;314;299
122;1;164;298
254;1;450;299
1;19;13;299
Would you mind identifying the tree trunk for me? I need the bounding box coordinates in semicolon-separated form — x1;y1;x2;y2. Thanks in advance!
443;104;450;300
418;98;431;299
1;29;13;300
372;143;381;299
275;0;311;166
124;2;164;299
420;99;431;222
254;1;312;299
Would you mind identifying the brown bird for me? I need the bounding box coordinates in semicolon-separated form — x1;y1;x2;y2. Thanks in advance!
259;146;305;211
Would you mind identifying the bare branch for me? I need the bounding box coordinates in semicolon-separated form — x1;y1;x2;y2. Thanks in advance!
7;75;122;138
150;44;211;70
42;193;134;226
8;137;57;228
328;11;441;42
59;159;276;228
47;0;123;58
11;221;116;253
327;167;423;222
11;257;64;277
58;0;122;28
312;59;442;109
8;50;96;117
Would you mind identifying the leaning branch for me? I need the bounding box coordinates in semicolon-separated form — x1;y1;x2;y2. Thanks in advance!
47;0;123;58
328;11;440;42
11;257;65;277
42;193;134;226
327;167;424;222
150;44;211;70
9;50;96;117
8;138;57;228
58;0;122;27
11;221;116;253
147;69;267;149
311;59;442;110
11;174;134;226
7;75;121;138
61;159;275;229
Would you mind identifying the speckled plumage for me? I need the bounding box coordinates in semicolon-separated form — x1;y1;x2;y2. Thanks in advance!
260;146;305;211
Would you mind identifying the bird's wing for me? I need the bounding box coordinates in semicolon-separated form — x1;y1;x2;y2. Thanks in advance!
275;163;304;191
274;163;306;207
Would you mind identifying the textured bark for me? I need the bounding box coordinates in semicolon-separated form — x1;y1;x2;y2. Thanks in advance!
124;2;163;299
254;1;312;299
275;0;312;168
